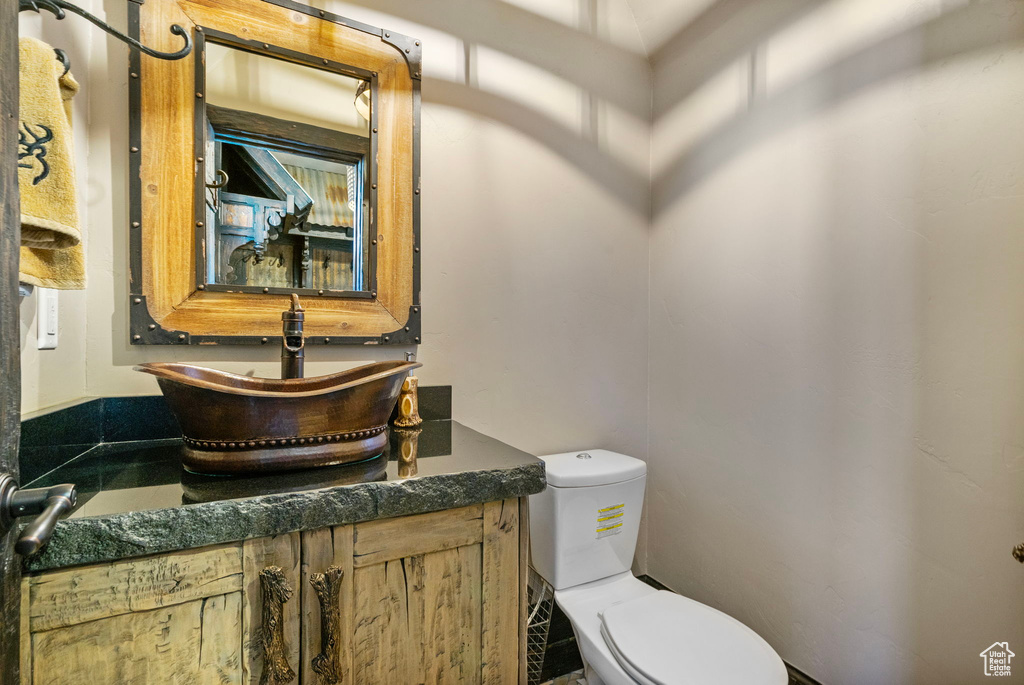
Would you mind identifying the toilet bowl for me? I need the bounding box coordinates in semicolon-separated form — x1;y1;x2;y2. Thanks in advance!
529;450;788;685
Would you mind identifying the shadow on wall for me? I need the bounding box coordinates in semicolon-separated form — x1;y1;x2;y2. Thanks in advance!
325;0;654;216
325;0;651;119
358;0;1024;223
652;0;1024;216
422;77;650;214
650;0;823;120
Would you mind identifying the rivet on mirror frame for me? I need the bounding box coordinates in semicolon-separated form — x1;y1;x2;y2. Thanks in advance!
263;287;269;293
415;337;420;343
133;297;141;304
197;284;205;291
197;157;204;163
318;290;324;295
131;221;139;228
196;221;204;227
196;92;203;98
261;337;268;343
178;334;186;341
130;147;138;152
133;335;141;341
324;337;331;343
130;72;138;78
148;324;156;330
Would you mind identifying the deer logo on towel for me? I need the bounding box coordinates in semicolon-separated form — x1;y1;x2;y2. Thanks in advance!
18;123;53;185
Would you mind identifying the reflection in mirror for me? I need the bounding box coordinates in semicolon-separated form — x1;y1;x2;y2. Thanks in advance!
203;42;372;294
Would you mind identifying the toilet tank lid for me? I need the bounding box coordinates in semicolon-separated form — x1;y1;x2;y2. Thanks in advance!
539;449;646;487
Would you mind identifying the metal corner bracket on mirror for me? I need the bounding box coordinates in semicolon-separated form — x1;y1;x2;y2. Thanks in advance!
380;29;422;80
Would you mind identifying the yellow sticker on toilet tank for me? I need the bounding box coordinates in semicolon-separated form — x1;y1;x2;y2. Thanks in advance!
596;504;625;538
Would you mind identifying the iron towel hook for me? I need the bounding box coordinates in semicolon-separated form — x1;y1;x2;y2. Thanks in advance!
19;0;192;61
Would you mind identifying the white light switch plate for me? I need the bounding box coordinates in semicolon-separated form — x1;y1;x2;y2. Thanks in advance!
36;287;58;350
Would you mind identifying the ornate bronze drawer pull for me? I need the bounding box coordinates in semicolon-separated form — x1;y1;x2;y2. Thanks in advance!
310;566;345;684
260;566;296;685
1013;543;1024;564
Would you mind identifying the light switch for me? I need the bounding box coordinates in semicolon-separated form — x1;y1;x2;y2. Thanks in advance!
36;287;58;350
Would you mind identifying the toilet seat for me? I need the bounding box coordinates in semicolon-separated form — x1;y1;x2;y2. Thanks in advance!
599;591;788;685
599;622;660;685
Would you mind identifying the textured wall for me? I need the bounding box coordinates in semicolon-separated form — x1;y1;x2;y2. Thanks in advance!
647;1;1024;682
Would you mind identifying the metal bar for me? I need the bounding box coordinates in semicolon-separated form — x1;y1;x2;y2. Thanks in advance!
0;0;21;675
193;29;207;294
366;73;379;298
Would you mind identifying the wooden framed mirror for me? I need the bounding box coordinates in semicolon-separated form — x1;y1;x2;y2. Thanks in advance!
128;0;420;346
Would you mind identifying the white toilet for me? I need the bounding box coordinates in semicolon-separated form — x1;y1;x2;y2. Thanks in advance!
530;450;788;685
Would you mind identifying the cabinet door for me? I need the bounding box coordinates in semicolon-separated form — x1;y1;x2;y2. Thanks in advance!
301;499;522;685
22;533;304;685
22;544;245;685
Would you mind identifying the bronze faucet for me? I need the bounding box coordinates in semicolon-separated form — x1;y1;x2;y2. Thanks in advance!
281;294;304;379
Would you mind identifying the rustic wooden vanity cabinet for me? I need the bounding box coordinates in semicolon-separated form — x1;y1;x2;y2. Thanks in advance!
19;499;527;684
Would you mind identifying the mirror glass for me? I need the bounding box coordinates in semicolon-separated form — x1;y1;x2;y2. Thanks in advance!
202;42;372;293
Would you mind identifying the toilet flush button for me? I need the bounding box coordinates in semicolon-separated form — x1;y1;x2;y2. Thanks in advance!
577;453;592;459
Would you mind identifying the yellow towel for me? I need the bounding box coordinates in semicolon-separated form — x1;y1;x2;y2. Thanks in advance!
18;37;85;290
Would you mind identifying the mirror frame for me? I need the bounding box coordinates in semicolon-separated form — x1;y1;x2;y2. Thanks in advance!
128;0;421;346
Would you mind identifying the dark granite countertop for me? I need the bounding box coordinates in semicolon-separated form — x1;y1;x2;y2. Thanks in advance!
22;420;545;572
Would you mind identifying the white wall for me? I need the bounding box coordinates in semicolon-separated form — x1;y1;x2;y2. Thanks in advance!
18;0;651;467
648;1;1024;683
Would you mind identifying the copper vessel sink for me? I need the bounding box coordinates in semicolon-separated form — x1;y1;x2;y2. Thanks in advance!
134;360;421;474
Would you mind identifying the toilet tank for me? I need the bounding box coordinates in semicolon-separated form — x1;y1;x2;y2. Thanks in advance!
530;450;646;590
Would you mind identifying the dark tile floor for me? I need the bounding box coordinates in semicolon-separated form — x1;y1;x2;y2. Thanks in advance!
540;670;584;685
